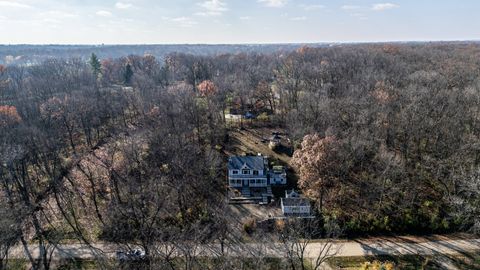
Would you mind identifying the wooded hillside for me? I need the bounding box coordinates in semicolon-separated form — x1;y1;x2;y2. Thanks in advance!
0;43;479;269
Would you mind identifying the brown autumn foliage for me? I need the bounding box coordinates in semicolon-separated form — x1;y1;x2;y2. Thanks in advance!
291;134;340;211
382;44;400;54
296;45;312;55
197;80;217;96
371;81;394;104
39;96;67;119
0;105;22;126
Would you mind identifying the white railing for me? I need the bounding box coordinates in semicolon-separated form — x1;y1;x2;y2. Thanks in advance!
228;180;243;187
248;182;267;187
229;179;268;187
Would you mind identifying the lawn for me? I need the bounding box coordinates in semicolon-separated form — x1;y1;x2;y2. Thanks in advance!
327;252;480;270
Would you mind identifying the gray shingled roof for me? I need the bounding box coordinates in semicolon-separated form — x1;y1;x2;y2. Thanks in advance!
228;156;265;171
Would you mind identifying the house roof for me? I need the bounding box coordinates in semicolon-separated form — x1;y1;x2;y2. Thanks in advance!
228;156;265;171
273;165;285;174
281;197;310;207
270;135;281;142
285;190;300;198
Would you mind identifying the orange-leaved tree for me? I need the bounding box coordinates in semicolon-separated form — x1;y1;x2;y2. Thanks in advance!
290;134;341;214
0;105;22;127
197;80;217;97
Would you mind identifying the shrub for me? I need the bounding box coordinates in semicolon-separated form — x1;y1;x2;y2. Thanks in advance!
274;219;285;231
257;112;269;122
360;260;395;270
243;218;257;235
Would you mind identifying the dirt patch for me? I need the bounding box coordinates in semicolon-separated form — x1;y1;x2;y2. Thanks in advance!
228;204;282;222
224;127;293;165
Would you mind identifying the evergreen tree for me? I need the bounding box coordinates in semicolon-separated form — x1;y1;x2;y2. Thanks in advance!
89;53;101;78
124;63;134;85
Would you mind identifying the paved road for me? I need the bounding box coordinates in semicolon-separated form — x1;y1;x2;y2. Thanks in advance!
7;238;480;260
307;238;480;257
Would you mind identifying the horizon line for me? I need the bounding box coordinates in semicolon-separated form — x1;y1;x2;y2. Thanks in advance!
1;39;480;47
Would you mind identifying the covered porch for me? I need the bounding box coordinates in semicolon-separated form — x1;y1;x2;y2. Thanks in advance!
229;178;268;188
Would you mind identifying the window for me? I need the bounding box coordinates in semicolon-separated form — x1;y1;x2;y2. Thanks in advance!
232;170;239;175
242;169;250;175
253;170;259;175
236;180;242;184
230;180;236;185
250;179;255;184
256;179;261;183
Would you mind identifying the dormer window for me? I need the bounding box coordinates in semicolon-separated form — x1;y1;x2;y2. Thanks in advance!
242;169;250;175
232;170;239;175
253;170;259;175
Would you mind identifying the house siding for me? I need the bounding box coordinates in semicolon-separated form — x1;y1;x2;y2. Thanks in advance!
281;205;311;215
281;197;311;216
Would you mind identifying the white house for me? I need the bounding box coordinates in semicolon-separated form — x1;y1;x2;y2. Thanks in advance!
227;156;268;189
281;190;311;216
225;114;243;121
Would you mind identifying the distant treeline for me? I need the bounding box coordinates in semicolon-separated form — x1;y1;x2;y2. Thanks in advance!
0;43;330;65
3;41;478;66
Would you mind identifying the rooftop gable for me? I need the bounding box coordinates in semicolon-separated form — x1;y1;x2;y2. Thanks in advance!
285;190;300;198
228;156;265;171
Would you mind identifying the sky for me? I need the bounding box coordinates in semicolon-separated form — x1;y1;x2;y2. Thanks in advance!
0;0;479;44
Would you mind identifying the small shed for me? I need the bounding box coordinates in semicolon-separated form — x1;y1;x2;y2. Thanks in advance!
281;190;311;216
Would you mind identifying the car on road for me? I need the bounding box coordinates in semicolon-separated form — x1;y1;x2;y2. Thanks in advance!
116;249;146;262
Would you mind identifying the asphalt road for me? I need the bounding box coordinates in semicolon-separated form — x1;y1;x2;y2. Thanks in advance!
7;238;480;260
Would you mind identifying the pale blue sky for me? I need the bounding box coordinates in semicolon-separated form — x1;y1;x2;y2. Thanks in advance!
0;0;479;44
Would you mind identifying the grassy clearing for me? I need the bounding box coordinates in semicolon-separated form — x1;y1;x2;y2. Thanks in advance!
328;255;429;269
3;259;28;270
56;259;102;270
117;257;318;270
3;259;116;270
327;252;480;270
5;252;478;269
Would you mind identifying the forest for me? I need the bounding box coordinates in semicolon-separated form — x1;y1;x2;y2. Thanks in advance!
0;44;324;66
0;42;479;269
